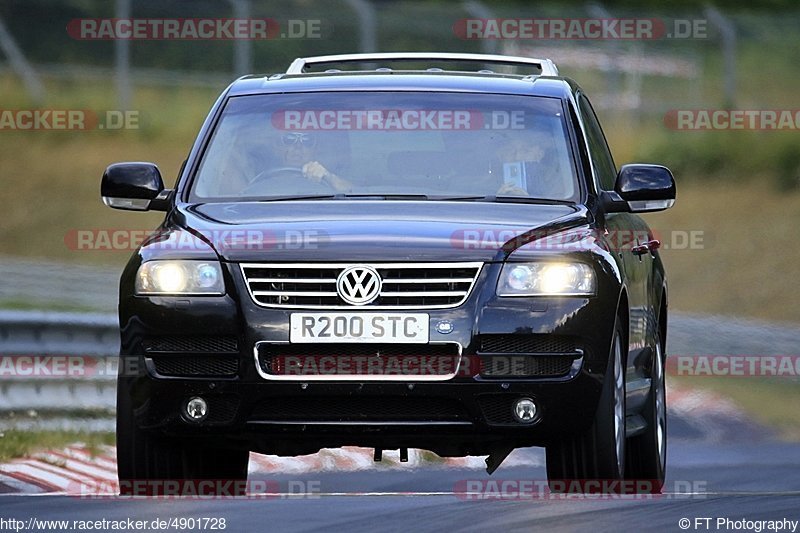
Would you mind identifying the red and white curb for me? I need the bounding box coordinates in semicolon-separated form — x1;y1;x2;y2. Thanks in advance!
0;382;744;494
0;445;521;495
0;445;119;494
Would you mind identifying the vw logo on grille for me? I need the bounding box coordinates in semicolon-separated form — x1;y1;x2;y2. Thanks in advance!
336;265;382;306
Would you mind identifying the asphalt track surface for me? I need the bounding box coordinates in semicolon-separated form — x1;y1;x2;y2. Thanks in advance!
1;314;799;532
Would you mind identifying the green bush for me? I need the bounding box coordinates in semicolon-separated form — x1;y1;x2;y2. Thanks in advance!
636;131;800;191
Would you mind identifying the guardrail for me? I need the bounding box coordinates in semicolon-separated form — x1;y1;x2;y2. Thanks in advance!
0;310;118;412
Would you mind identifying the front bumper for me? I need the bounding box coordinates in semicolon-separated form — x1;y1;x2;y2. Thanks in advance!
118;260;620;456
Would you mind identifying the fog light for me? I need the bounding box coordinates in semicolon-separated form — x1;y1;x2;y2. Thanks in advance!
513;398;537;423
185;397;208;422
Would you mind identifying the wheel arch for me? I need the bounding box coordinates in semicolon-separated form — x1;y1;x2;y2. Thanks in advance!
657;284;668;355
616;286;630;363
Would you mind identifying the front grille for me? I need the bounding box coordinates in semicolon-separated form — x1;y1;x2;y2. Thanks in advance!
477;335;581;378
478;395;523;425
249;396;468;422
479;355;576;377
151;356;239;377
257;343;460;378
240;262;482;309
142;336;239;353
203;395;240;424
478;335;576;354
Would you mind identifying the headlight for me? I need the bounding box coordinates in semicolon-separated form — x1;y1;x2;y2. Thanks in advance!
135;261;225;295
497;262;595;296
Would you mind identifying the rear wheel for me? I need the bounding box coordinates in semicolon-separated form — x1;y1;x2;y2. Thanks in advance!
546;319;626;493
116;378;249;496
626;332;667;493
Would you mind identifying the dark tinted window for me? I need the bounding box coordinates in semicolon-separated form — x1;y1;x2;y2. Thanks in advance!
191;92;579;202
578;95;617;190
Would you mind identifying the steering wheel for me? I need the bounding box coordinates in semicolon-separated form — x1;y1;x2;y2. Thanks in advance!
243;166;335;196
250;166;305;182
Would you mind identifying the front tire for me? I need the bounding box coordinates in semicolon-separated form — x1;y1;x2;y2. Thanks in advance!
546;319;626;493
116;378;249;496
626;332;667;493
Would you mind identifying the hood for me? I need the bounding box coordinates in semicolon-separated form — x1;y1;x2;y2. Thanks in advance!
174;200;590;263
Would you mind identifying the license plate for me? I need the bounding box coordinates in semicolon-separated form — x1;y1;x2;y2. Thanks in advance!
290;313;429;343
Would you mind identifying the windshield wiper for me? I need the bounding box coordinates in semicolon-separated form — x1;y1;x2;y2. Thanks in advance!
256;194;342;202
436;195;491;201
436;195;574;205
258;194;431;202
339;194;431;200
494;196;575;205
254;194;572;205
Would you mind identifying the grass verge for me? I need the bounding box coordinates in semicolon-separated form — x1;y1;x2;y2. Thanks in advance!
645;180;800;322
0;298;103;313
0;430;115;463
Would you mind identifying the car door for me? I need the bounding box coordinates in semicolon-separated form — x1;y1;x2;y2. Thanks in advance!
576;93;652;369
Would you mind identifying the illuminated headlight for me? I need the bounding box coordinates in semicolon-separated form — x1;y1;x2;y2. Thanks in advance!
497;262;595;296
135;261;225;295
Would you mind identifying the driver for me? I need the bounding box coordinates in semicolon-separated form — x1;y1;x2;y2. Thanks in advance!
274;131;352;192
493;129;567;198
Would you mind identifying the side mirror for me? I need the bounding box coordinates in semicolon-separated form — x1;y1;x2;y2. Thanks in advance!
601;164;676;213
101;162;172;211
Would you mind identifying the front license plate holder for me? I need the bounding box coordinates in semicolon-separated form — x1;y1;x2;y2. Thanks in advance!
289;312;429;343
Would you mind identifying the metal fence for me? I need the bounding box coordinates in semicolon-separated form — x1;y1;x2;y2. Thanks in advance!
2;0;798;113
0;311;118;414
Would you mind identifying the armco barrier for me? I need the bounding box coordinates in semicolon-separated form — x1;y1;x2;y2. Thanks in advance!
0;310;119;411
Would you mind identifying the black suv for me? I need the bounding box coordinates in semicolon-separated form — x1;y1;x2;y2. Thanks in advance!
102;53;675;494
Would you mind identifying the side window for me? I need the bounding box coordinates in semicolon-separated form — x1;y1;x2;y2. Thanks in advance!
578;95;617;190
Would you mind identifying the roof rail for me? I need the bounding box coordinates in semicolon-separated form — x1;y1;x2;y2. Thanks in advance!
286;52;559;77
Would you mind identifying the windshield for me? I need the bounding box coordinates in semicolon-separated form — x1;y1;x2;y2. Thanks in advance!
190;92;579;202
